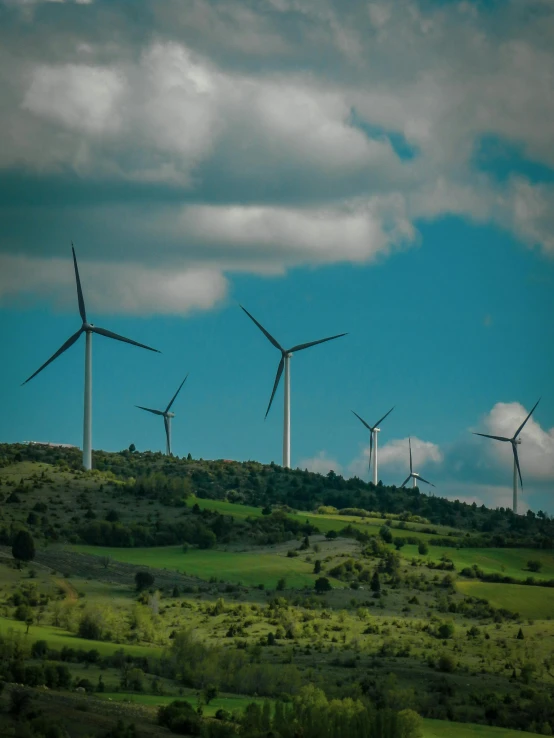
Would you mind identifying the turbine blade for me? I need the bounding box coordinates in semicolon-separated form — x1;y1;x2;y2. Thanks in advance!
166;374;188;412
288;333;347;353
400;475;411;488
351;410;373;432
22;329;83;385
513;398;541;440
368;430;373;474
374;406;395;429
417;475;435;487
473;432;511;442
72;244;87;324
164;415;171;455
136;405;164;416
512;441;523;488
92;326;160;353
240;306;283;352
409;438;413;473
265;356;284;419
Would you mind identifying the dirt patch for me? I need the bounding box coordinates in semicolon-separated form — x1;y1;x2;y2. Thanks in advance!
55;577;78;601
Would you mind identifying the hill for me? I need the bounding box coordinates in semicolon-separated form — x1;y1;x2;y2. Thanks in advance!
1;442;554;736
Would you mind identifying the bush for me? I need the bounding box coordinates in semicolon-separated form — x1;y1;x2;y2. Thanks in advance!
379;526;393;544
158;700;202;735
12;530;35;565
315;577;332;593
437;653;456;673
418;541;429;556
135;571;155;591
527;560;542;572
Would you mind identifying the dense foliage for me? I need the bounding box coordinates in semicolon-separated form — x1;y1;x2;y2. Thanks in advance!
2;443;553;549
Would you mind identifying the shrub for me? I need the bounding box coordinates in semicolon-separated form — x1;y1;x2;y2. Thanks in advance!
12;530;35;566
315;577;332;593
437;653;456;673
418;541;429;556
135;571;155;591
527;560;542;572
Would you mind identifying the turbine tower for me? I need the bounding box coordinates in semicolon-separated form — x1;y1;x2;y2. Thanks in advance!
22;245;160;470
352;406;394;485
240;305;347;468
473;398;540;515
136;374;188;456
399;438;435;490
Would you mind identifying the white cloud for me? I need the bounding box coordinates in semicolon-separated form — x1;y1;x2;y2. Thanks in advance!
346;435;443;482
0;254;228;315
298;451;342;475
476;401;554;482
23;64;124;135
1;0;554;313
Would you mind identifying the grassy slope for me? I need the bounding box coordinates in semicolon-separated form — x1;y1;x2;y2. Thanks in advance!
0;616;161;658
457;580;554;619
422;720;537;738
401;544;554;580
71;544;340;589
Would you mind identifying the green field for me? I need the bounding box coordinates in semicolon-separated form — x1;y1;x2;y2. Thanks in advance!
187;495;441;541
99;691;265;716
457;580;554;619
422;718;537;737
0;616;161;659
71;544;332;589
402;544;554;581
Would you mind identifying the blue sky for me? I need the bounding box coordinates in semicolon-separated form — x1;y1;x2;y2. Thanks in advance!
1;0;553;513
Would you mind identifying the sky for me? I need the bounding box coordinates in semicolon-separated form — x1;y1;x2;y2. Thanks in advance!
1;0;553;513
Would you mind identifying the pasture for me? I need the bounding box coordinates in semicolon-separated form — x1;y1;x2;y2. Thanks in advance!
422;719;538;737
71;544;330;588
457;580;554;619
401;544;554;581
0;616;161;659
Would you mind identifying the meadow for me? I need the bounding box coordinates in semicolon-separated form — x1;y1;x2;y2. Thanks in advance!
457;580;554;619
71;543;338;589
401;544;554;581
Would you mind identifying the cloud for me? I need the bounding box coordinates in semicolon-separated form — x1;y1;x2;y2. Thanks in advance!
1;0;554;313
298;451;342;476
0;253;228;315
346;435;443;482
475;401;554;482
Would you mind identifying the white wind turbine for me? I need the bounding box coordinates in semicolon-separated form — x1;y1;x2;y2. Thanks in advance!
399;438;435;490
22;245;160;470
352;406;395;485
136;374;188;456
240;305;347;468
473;398;540;515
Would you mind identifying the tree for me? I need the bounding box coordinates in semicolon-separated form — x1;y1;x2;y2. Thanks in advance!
129;443;136;453
370;571;381;593
379;526;393;544
325;530;338;540
276;578;286;591
517;627;524;640
313;559;322;574
418;541;429;556
12;530;35;567
135;571;155;591
314;577;332;593
527;560;542;572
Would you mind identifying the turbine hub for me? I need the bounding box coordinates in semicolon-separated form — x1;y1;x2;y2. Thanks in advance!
165;412;175;418
83;322;94;331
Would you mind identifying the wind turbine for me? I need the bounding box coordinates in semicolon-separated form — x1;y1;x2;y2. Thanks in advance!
240;305;347;468
136;374;188;456
399;438;435;490
22;245;160;470
351;406;394;485
473;398;540;515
